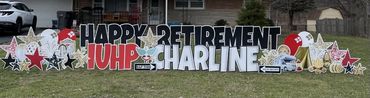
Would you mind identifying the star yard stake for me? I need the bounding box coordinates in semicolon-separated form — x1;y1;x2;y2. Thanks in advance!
341;49;360;67
10;59;20;71
0;36;18;56
353;63;366;75
17;27;43;44
19;60;31;71
45;53;62;71
2;54;15;69
313;33;333;49
26;48;44;70
63;54;75;69
328;41;346;62
138;28;164;48
344;62;354;74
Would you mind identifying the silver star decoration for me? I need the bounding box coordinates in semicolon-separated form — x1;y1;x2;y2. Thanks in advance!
313;33;333;49
138;28;163;48
353;63;366;75
19;60;30;71
17;27;43;44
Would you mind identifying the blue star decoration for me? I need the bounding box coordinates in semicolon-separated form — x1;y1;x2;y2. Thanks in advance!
45;53;62;71
10;59;20;71
344;62;354;74
64;54;75;69
1;54;15;69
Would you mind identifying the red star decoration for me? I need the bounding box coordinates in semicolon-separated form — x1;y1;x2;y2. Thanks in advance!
26;48;44;70
341;50;360;67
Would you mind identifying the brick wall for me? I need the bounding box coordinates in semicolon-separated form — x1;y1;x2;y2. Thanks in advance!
167;0;243;25
74;0;92;11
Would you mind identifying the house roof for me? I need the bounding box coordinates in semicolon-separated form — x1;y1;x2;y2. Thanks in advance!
306;7;344;20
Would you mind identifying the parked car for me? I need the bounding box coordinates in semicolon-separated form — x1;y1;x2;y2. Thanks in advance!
0;1;36;34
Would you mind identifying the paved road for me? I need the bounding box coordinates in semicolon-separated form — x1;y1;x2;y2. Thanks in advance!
0;27;44;44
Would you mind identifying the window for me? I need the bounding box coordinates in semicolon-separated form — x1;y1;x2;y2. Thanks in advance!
175;0;205;9
190;0;203;8
0;3;11;10
175;0;188;8
105;0;128;12
93;0;131;12
19;4;31;12
92;0;104;15
93;0;104;8
129;0;138;8
151;0;159;7
13;4;25;11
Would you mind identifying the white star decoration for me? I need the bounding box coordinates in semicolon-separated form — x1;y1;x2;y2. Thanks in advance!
353;63;366;75
138;28;163;48
0;36;18;56
19;60;30;71
313;33;333;49
17;27;43;44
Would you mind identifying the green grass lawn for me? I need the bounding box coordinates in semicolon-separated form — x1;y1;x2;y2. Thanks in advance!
0;34;369;98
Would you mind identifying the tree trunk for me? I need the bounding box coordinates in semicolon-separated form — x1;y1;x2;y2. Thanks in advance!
288;11;294;32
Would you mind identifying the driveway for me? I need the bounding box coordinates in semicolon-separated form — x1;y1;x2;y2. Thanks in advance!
0;27;44;44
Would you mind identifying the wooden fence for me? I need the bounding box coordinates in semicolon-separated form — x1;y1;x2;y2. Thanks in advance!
316;19;344;35
317;18;369;37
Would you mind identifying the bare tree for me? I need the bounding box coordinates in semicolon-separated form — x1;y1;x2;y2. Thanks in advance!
272;0;315;32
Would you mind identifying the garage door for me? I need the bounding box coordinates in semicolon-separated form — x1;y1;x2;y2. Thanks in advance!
15;0;73;28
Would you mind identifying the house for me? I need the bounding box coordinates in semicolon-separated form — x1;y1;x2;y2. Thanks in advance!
14;0;74;28
74;0;244;25
9;0;370;38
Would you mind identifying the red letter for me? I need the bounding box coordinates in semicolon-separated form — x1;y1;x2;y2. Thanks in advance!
87;43;96;70
124;43;139;70
96;44;111;70
111;44;125;70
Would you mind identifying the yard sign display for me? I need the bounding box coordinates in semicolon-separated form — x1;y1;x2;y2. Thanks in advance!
0;24;366;75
